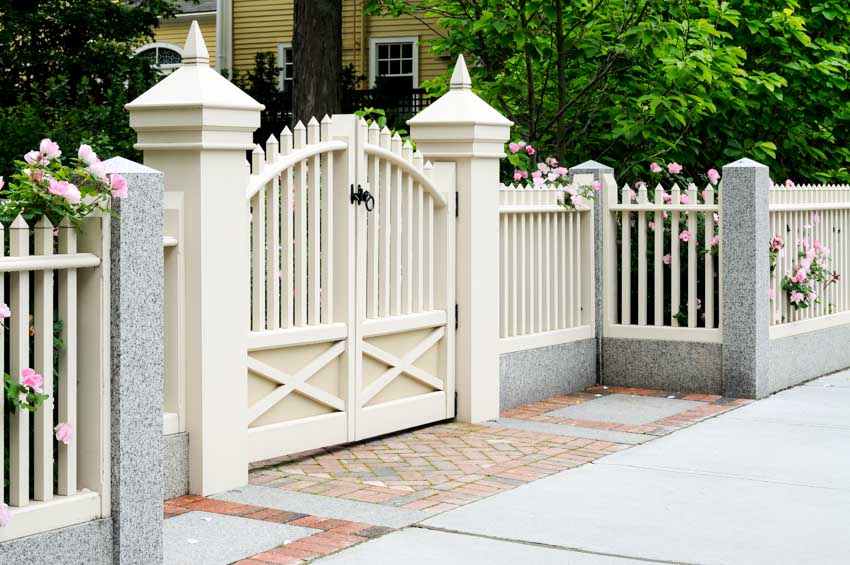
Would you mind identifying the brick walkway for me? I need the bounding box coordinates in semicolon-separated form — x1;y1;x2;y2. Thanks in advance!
164;385;750;564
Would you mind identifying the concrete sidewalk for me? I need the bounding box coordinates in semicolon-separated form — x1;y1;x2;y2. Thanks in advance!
315;372;850;565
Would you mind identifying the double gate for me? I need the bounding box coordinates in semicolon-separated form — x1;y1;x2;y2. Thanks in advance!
244;115;456;463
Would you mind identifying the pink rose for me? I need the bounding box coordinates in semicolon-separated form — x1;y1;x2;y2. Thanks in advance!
110;173;128;199
65;183;81;204
0;176;3;191
650;162;662;173
592;180;601;191
78;144;98;164
679;193;689;205
770;236;784;251
769;288;775;301
662;192;672;204
707;168;720;185
39;138;61;159
679;230;693;242
55;422;74;445
537;162;550;174
21;368;44;393
531;171;542;180
711;235;720;247
785;179;794;187
517;141;527;149
87;161;107;181
513;170;523;182
555;167;568;176
525;145;535;156
648;221;655;230
0;502;11;527
790;291;804;304
0;303;10;319
31;169;44;182
713;212;720;224
555;190;565;203
571;194;584;208
508;142;520;154
668;162;683;174
48;178;70;197
24;150;41;165
546;157;559;167
662;254;672;265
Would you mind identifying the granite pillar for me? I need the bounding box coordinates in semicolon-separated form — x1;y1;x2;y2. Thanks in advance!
104;157;165;564
720;158;770;398
569;160;614;383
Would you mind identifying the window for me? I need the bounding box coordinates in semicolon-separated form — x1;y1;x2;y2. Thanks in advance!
369;37;418;90
277;43;294;91
136;43;183;73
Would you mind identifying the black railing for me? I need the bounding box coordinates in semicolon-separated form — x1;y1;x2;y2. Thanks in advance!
345;88;433;118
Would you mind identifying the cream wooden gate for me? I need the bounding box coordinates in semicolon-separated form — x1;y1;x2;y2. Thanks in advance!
244;115;455;463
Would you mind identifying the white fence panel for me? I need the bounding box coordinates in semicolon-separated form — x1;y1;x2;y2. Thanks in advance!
1;215;109;542
498;180;594;354
769;184;850;338
602;174;720;343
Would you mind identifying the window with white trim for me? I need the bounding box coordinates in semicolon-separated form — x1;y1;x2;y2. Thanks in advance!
369;37;418;90
277;43;294;91
136;43;183;73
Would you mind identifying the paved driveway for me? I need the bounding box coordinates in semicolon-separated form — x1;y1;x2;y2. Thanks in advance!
316;372;850;565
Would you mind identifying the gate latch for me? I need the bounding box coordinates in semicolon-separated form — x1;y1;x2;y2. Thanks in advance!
350;184;375;212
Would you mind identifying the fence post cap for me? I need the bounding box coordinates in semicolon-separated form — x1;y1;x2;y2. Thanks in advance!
101;156;162;175
723;157;768;169
569;160;613;172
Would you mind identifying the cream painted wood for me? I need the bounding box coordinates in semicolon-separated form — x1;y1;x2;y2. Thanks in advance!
294;122;308;327
33;217;54;502
251;145;266;331
670;184;681;327
0;491;102;543
8;215;30;507
637;184;648;325
164;193;186;435
57;220;78;495
130;21;256;494
653;188;664;325
265;135;281;330
281;127;295;329
497;182;594;349
308;118;321;326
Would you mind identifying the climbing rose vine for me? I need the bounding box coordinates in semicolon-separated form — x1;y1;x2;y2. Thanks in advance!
773;237;840;310
1;139;127;225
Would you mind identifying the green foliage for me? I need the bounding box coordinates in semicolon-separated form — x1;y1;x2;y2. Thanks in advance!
232;51;290;142
354;107;410;138
0;0;178;170
364;0;850;183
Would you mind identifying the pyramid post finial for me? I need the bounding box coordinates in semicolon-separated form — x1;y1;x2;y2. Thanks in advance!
183;20;210;66
450;55;472;90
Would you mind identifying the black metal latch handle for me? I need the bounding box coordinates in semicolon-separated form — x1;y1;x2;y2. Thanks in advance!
350;184;375;212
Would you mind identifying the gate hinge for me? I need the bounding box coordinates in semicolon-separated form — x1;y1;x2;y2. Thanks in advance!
455;303;459;330
455;192;459;217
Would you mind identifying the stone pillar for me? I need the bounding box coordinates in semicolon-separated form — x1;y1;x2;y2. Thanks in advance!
104;157;165;564
127;21;262;494
408;56;512;422
570;160;614;380
721;158;771;398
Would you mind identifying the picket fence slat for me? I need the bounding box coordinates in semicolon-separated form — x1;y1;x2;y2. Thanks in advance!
57;221;78;496
9;215;30;507
33;218;54;502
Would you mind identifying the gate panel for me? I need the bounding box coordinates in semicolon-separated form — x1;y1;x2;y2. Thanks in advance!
245;117;356;463
354;122;456;440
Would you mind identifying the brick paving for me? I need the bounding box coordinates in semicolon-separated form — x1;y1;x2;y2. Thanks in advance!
165;385;751;564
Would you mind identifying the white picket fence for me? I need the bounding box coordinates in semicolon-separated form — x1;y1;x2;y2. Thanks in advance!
769;184;850;338
0;215;110;542
498;177;595;354
602;174;720;342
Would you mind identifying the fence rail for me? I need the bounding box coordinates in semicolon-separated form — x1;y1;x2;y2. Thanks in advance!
498;179;594;354
1;215;109;542
769;184;850;338
163;193;185;436
603;174;720;342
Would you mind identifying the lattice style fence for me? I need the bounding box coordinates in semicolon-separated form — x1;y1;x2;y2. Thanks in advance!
498;180;594;353
602;174;720;342
769;183;850;337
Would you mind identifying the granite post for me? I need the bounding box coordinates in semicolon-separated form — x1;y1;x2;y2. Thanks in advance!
569;160;614;382
104;157;165;564
720;158;771;398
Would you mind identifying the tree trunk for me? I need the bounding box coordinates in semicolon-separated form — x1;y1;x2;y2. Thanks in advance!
293;0;342;124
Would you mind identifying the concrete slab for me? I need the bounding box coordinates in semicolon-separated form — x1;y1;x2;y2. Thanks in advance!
164;511;317;565
804;369;850;388
543;393;705;425
313;527;653;564
598;416;850;489
485;418;652;445
213;484;429;528
726;385;850;429
423;464;850;565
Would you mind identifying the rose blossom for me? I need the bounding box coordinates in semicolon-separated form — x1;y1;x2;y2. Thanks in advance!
508;142;520;154
21;368;44;393
591;181;601;192
0;303;10;319
679;230;693;242
650;162;662;173
110;173;128;199
55;422;74;445
790;291;804;304
667;162;682;174
707;168;720;185
78;144;98;164
0;502;11;527
785;179;794;187
662;254;672;265
525;145;535;156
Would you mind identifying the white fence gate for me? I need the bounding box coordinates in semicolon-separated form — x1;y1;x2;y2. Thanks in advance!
244;115;456;463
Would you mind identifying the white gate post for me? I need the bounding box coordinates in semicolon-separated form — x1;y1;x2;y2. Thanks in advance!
127;22;262;495
409;57;512;422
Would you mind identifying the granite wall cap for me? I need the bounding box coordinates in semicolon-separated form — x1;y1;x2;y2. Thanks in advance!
101;156;162;175
723;157;768;169
570;160;613;172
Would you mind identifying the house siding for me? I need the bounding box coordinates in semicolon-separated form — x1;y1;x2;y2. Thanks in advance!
154;17;217;66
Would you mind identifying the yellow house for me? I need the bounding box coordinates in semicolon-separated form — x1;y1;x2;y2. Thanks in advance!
148;0;450;91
